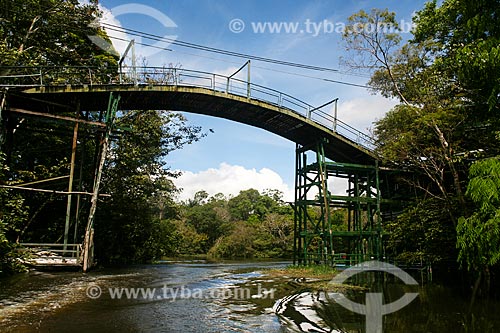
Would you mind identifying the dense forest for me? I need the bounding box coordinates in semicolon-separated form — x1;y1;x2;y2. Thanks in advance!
340;0;500;301
0;0;299;273
1;0;500;303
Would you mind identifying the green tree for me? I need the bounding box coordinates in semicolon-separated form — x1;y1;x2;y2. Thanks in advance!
208;221;256;259
253;212;293;257
228;188;278;221
343;1;500;272
344;7;467;218
0;153;29;274
169;219;207;255
386;198;458;264
176;189;294;258
94;110;204;264
0;0;117;69
457;158;500;305
183;191;230;251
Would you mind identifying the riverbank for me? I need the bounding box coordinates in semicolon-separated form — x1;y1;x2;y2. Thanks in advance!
262;265;367;293
265;264;337;279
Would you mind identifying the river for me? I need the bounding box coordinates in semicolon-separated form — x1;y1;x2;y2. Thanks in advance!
1;260;500;332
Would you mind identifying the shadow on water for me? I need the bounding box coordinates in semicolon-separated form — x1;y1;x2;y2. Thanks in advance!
272;271;500;333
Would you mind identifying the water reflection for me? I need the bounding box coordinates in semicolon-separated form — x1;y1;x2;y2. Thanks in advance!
1;262;500;332
0;261;288;332
273;284;500;332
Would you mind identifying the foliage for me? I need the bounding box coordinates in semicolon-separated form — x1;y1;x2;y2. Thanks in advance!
94;110;203;264
385;198;457;264
253;212;293;257
342;9;402;77
343;1;500;279
208;221;256;259
0;153;29;274
169;219;207;255
0;0;117;69
457;158;500;271
182;191;231;251
228;189;278;221
172;189;295;259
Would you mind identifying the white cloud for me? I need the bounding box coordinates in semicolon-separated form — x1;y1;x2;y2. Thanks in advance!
95;5;130;57
173;163;294;202
173;162;352;204
94;3;178;61
214;66;239;78
328;177;349;196
336;95;397;133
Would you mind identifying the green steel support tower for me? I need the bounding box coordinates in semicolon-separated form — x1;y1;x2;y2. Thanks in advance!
293;139;385;266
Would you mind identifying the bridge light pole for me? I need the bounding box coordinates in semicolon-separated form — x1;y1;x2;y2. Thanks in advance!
307;98;339;131
333;98;338;132
226;60;251;98
119;39;137;85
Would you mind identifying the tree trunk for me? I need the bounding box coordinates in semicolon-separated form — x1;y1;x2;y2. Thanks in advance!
469;270;482;310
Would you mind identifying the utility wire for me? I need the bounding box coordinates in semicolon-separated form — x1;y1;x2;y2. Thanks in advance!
3;4;371;87
102;23;339;73
108;34;371;89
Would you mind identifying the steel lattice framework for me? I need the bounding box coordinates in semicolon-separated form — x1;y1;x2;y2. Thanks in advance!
293;139;403;266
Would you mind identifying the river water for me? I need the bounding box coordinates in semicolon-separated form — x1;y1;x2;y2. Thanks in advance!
1;260;500;332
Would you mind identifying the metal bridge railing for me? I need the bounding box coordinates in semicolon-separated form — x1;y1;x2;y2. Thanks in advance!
0;65;375;150
21;243;82;259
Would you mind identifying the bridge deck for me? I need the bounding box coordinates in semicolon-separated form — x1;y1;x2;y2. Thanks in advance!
8;84;377;165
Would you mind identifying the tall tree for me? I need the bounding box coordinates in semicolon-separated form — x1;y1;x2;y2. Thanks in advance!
343;7;467;220
94;110;204;263
342;1;500;281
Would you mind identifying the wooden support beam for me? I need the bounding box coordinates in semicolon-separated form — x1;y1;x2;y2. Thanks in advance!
7;108;106;127
15;175;69;187
0;185;110;197
64;105;80;251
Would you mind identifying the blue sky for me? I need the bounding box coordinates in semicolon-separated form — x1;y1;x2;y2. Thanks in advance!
96;0;430;201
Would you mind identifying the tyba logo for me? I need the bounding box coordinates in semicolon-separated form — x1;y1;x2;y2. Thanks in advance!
88;3;178;58
330;260;419;333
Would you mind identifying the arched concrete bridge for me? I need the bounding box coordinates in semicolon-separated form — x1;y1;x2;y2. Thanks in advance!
3;66;376;165
1;66;390;270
